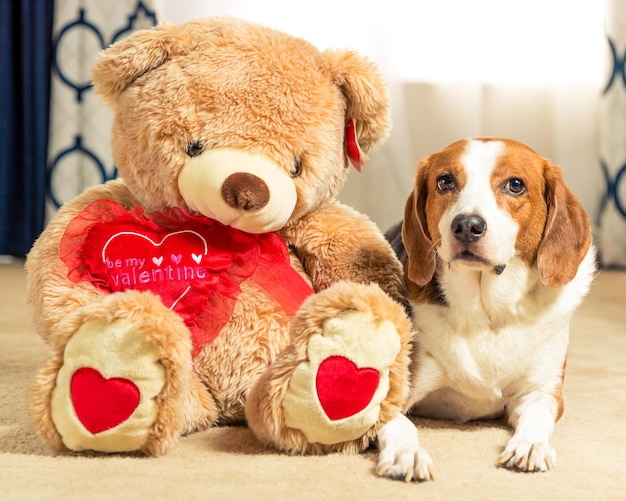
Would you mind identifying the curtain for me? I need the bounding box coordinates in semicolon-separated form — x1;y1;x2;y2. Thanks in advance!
46;0;157;219
0;0;54;257
598;0;626;266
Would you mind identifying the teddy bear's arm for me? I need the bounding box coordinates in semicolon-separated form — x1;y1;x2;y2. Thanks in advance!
281;200;407;307
26;179;140;343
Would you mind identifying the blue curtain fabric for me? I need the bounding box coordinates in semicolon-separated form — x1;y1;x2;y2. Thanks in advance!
0;0;54;256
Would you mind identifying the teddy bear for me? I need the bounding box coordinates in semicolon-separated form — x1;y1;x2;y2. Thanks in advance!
25;16;413;457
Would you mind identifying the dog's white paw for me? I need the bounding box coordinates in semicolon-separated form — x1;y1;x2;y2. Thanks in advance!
499;438;557;472
377;443;435;482
376;414;435;482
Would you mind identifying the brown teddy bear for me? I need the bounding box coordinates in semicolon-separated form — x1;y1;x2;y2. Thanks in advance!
26;16;413;457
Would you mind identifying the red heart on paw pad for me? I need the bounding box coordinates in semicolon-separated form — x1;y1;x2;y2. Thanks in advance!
315;356;380;421
71;367;140;434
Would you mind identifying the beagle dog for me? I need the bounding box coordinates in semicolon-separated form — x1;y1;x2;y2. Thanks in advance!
378;137;595;482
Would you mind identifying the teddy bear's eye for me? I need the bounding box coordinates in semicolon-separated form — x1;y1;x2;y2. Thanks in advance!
290;158;302;178
186;140;204;157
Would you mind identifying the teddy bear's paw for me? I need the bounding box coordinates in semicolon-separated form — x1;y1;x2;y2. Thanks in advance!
282;308;401;445
246;282;412;453
49;317;180;454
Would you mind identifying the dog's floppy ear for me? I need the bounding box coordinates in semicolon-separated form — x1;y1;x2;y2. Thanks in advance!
537;162;592;287
402;161;436;286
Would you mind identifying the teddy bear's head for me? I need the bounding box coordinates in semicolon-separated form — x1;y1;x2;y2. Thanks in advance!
92;17;390;234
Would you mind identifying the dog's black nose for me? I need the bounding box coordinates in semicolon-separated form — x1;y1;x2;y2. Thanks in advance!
452;214;487;243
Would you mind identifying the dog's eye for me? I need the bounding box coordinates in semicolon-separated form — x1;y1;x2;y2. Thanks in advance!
436;174;456;193
290;158;302;178
186;140;204;157
503;178;526;195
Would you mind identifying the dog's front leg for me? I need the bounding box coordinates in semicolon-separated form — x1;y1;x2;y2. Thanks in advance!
499;391;559;472
376;413;435;482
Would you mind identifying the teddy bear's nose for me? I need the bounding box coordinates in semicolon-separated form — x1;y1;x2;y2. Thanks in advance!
221;172;270;211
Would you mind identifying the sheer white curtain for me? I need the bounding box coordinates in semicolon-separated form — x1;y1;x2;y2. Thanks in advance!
152;1;615;259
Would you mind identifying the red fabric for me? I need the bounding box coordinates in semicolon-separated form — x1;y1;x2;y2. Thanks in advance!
249;233;315;316
344;119;362;172
60;200;313;355
315;356;380;421
70;367;140;434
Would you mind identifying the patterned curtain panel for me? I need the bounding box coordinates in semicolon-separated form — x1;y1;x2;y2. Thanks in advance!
599;1;626;267
46;0;157;220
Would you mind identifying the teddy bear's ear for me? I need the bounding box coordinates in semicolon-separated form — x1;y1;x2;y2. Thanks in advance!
92;23;192;109
320;49;391;156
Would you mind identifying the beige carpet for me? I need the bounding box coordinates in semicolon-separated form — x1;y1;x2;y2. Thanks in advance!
1;259;625;500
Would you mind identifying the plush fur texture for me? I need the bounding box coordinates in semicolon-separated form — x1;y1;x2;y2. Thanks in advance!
378;138;595;482
26;16;413;459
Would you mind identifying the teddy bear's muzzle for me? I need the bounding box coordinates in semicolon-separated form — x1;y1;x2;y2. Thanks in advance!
178;147;297;234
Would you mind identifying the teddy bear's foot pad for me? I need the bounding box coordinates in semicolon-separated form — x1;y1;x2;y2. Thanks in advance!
282;309;401;444
51;319;165;452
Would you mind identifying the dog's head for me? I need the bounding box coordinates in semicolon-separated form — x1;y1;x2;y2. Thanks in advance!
402;138;591;288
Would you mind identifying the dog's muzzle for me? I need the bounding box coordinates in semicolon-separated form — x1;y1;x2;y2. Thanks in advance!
449;214;506;275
